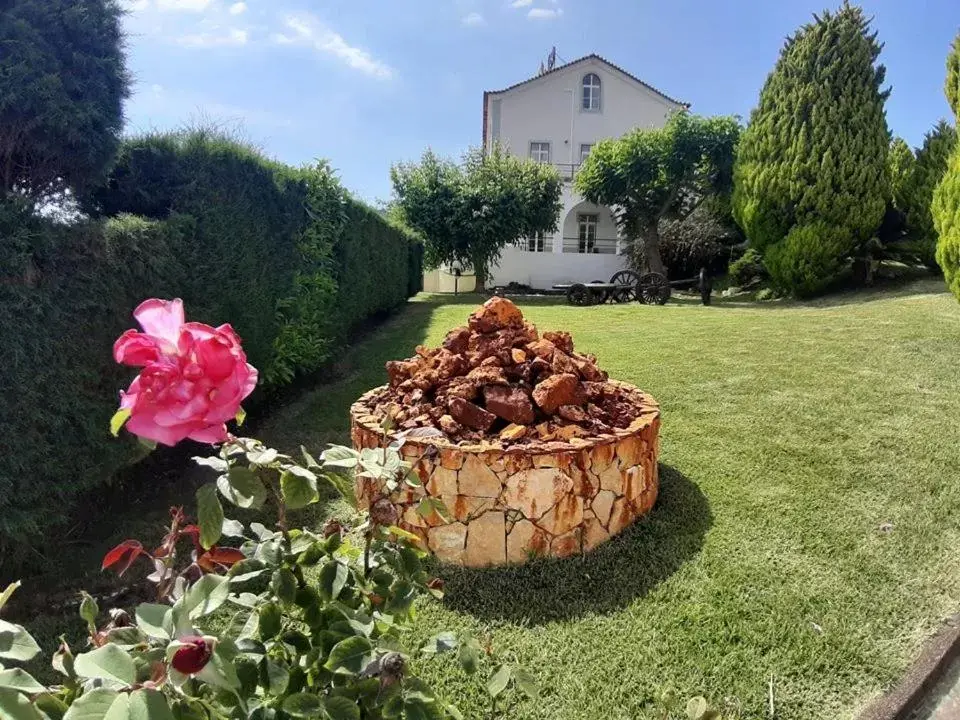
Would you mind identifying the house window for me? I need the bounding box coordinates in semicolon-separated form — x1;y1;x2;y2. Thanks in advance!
529;141;550;164
577;214;598;253
526;232;547;252
582;73;601;111
579;143;593;164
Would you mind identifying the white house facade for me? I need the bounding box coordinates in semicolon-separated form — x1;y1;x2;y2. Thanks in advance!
482;54;687;290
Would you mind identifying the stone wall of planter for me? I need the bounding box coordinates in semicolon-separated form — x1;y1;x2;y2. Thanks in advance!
350;382;660;567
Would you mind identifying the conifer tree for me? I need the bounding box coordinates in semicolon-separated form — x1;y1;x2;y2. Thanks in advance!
888;137;915;215
933;32;960;300
905;120;956;266
732;3;890;296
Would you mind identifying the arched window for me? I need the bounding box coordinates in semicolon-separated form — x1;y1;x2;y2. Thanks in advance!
582;73;601;111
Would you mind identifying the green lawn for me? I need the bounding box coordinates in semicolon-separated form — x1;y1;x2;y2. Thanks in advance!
12;280;960;719
258;279;960;719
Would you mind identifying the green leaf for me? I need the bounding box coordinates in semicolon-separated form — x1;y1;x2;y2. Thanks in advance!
135;604;171;640
512;667;539;700
257;603;283;641
686;696;709;720
300;446;319;468
323;637;374;675
63;689;119;720
0;582;20;614
323;696;360;720
34;693;69;719
387;526;421;544
264;660;289;695
79;592;98;628
398;547;421;576
109;408;131;437
246;447;278;465
218;467;267;510
196;483;223;550
235;407;247;426
486;664;512;699
271;568;298;605
103;693;129;720
221;518;245;538
281;470;319;510
282;693;323;718
195;644;240;692
192;456;228;472
318;562;349;601
321;446;359;469
183;574;230;619
74;644;136;686
0;668;45;694
421;632;458;656
0;620;41;662
457;636;480;675
0;687;43;720
321;472;357;507
128;689;176;720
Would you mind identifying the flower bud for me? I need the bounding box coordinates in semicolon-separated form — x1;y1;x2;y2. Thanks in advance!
171;635;213;675
370;498;398;527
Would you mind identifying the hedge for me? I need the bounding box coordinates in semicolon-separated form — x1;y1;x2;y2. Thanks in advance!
0;131;421;551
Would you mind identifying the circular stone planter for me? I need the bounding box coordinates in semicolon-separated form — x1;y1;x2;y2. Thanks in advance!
349;381;660;567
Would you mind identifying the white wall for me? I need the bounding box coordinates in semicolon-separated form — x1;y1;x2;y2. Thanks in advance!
489;246;627;289
423;266;477;294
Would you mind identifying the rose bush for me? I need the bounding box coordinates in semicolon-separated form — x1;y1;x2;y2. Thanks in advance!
112;298;257;446
0;299;540;720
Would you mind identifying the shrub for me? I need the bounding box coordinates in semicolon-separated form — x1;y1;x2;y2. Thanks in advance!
905;120;956;267
728;248;766;287
0;132;422;553
764;222;850;297
733;4;890;294
659;205;742;279
0;0;129;202
933;33;960;301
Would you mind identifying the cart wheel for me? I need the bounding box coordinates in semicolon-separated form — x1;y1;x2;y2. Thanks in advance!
638;272;671;305
590;280;611;303
567;283;593;306
610;270;640;303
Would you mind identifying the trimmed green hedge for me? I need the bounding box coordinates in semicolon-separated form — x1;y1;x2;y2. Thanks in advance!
0;131;421;550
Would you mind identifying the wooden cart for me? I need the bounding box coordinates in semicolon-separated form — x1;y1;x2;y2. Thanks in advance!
553;270;673;306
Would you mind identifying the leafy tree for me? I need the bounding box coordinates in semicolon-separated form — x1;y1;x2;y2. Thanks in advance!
934;32;960;300
0;0;129;203
888;137;916;215
732;3;890;295
905;120;956;266
575;112;740;275
390;145;562;289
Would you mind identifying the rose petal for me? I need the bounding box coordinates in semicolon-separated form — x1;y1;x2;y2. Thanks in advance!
134;299;184;350
113;330;161;366
187;423;229;444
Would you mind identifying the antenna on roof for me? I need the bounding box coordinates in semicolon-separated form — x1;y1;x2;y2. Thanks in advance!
547;46;557;70
538;60;545;76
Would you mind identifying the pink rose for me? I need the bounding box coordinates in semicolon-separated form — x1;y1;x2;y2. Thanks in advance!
113;298;258;446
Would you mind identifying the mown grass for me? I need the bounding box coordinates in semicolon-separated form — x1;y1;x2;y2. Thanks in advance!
11;278;960;719
257;279;960;719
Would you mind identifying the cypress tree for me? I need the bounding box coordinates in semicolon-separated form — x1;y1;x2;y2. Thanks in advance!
732;3;890;296
933;33;960;300
888;137;915;215
905;120;956;266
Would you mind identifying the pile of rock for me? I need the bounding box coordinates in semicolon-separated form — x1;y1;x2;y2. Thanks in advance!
370;297;644;445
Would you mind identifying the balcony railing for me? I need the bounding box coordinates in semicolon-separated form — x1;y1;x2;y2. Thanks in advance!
554;163;582;181
561;237;619;255
513;236;554;253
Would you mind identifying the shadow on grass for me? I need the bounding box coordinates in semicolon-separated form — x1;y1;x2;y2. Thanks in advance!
436;465;711;625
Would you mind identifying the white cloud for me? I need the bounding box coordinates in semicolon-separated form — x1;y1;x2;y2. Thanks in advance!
272;14;394;80
156;0;211;10
228;2;246;15
528;7;563;19
461;12;485;26
510;0;533;6
123;0;150;11
177;27;248;47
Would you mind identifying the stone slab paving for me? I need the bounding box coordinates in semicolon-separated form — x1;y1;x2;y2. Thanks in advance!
909;655;960;720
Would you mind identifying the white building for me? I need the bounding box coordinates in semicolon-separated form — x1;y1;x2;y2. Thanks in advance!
479;54;687;291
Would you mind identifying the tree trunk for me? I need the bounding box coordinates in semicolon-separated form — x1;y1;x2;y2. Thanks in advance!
472;256;486;293
640;225;667;276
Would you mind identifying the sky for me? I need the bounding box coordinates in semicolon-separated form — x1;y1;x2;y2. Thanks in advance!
121;0;959;204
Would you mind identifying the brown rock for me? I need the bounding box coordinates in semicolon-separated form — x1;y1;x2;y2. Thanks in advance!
550;528;582;558
448;397;496;432
551;349;579;376
480;355;502;367
556;425;589;441
440;377;479;401
439;448;464;470
543;330;574;353
572;353;607;382
434;350;469;380
582;517;610;551
468;297;524;334
598;461;623;494
464;511;506;567
428;522;467;563
386;360;419;387
412;369;440;391
526;338;557;360
466;365;508;386
582;382;606;401
503;468;574;519
616;435;645;467
558;404;589;422
438;415;461;436
445;494;495;522
426;466;459;496
537;494;583;536
415;344;437;359
607;496;635;536
506;519;538;563
483;385;535;425
499;423;528;441
591;490;616;527
511;348;527;363
442;326;471;354
532;374;586;414
458;454;502;497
